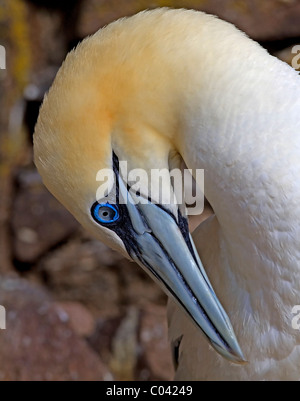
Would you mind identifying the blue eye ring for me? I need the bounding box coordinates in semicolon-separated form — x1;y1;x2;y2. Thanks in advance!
91;203;120;224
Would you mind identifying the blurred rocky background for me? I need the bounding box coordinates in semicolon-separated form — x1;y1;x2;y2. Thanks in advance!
0;0;299;381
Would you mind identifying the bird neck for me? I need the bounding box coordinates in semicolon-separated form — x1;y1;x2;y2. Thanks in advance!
179;48;300;296
182;54;300;368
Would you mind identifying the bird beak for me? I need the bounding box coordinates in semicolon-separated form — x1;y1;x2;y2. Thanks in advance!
119;180;245;364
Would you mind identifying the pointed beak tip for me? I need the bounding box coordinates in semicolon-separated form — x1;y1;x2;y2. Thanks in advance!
212;340;247;365
230;355;248;366
230;342;247;365
230;352;248;365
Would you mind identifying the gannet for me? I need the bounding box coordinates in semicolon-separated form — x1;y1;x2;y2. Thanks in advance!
33;8;300;380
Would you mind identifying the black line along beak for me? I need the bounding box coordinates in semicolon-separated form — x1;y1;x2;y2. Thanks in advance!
116;177;245;364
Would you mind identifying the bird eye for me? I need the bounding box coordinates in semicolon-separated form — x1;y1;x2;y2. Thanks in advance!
91;203;119;224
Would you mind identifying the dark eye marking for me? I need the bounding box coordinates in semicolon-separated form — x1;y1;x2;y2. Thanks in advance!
91;202;119;224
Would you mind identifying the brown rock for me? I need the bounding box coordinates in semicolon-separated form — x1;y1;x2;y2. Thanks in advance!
12;169;79;264
39;234;166;314
0;0;31;273
55;301;96;337
137;304;174;381
78;0;300;41
87;314;126;370
117;259;167;307
0;275;111;381
110;307;140;381
38;238;122;315
88;305;173;381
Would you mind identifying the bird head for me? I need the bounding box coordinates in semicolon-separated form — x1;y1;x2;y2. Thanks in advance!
34;8;245;364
